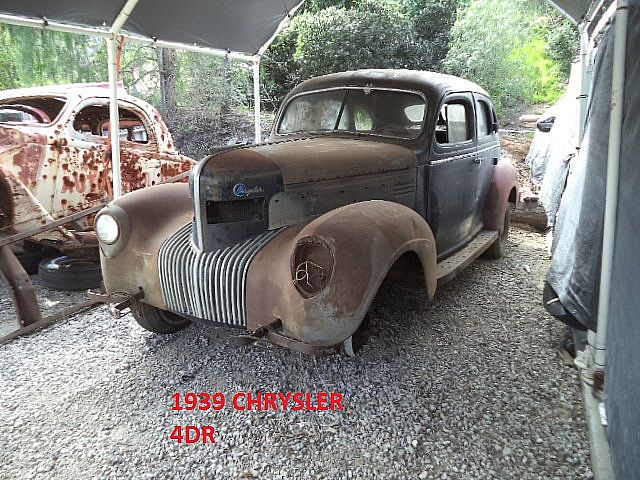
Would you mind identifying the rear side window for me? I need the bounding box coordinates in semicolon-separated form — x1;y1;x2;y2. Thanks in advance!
435;100;473;144
476;100;492;137
72;102;150;144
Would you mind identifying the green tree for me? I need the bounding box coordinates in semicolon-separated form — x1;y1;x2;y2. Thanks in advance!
444;0;575;115
403;0;460;66
262;0;439;109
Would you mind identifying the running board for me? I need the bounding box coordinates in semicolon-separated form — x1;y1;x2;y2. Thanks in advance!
437;230;499;286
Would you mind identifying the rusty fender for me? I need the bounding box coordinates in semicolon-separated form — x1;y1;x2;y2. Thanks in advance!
483;161;519;233
0;165;71;243
99;183;192;308
246;200;437;347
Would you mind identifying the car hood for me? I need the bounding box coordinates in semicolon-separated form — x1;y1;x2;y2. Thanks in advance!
245;136;416;185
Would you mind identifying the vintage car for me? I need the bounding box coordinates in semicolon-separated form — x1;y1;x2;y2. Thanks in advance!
0;82;194;258
96;70;519;355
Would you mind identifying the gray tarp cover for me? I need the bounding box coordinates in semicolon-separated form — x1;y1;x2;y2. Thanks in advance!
526;61;580;226
605;2;640;479
546;3;639;478
0;1;303;55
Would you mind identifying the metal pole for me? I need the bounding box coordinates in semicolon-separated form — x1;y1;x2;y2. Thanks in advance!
594;0;629;370
253;60;262;144
107;35;123;199
578;25;589;142
107;0;141;199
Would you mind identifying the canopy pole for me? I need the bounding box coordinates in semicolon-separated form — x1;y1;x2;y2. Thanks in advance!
107;35;122;199
594;0;629;372
108;0;141;199
578;25;589;142
253;60;261;144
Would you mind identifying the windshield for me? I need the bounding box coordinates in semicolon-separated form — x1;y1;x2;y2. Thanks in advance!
0;96;67;125
278;88;427;140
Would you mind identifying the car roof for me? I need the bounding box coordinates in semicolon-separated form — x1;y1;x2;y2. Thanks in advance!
287;69;490;100
0;82;132;102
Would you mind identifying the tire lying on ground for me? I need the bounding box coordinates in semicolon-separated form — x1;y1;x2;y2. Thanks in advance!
37;255;102;290
16;243;57;275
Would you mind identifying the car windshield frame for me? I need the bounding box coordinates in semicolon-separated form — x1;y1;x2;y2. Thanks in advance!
0;95;69;127
276;86;428;141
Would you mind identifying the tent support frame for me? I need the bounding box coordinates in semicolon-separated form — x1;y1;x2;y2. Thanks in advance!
594;0;629;371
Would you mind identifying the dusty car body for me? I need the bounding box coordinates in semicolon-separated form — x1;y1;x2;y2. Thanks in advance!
0;82;194;250
97;70;519;354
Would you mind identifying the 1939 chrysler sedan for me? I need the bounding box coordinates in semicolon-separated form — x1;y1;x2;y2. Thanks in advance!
95;70;519;355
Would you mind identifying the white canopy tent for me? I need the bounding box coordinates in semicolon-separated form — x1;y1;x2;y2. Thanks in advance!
0;0;305;197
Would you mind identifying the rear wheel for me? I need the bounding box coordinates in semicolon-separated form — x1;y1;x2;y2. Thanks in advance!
131;301;190;334
483;204;513;259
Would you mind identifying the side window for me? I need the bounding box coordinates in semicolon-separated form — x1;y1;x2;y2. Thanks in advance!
476;100;492;137
72;102;150;144
435;100;473;144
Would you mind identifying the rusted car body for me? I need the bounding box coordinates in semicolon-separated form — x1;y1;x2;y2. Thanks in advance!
0;82;194;250
97;70;519;354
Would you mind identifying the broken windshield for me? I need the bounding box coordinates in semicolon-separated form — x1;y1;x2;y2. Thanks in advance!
0;96;67;125
278;88;427;140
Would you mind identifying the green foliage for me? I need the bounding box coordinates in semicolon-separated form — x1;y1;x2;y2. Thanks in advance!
0;24;106;89
173;52;252;115
403;0;460;65
444;0;577;116
262;0;441;109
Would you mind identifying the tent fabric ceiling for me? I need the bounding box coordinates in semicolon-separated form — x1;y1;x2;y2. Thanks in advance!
0;0;304;55
546;0;594;23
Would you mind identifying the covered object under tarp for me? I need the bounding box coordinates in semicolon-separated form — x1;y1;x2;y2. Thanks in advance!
542;1;640;478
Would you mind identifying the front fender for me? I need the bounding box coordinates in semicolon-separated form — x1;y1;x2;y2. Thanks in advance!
483;161;519;233
246;200;437;346
99;183;193;308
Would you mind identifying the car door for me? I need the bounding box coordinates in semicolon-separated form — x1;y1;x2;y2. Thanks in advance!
54;98;165;228
473;94;500;229
428;92;479;259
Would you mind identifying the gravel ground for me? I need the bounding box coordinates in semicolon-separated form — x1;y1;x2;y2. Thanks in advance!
0;227;591;480
0;275;88;337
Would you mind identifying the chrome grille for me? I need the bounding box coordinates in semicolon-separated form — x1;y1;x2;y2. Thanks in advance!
158;223;282;326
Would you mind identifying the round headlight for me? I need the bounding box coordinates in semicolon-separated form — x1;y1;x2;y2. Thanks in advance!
95;214;120;244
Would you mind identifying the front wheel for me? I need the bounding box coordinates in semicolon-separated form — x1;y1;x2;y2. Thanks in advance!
131;301;190;334
483;204;513;260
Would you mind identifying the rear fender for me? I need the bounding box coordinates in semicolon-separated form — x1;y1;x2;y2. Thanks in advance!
246;200;437;346
483;161;519;233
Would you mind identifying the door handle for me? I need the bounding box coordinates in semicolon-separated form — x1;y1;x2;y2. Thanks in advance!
473;157;482;164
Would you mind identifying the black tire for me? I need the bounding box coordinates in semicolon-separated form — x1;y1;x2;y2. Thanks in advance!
37;255;102;290
16;243;56;275
483;204;513;260
131;301;191;334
